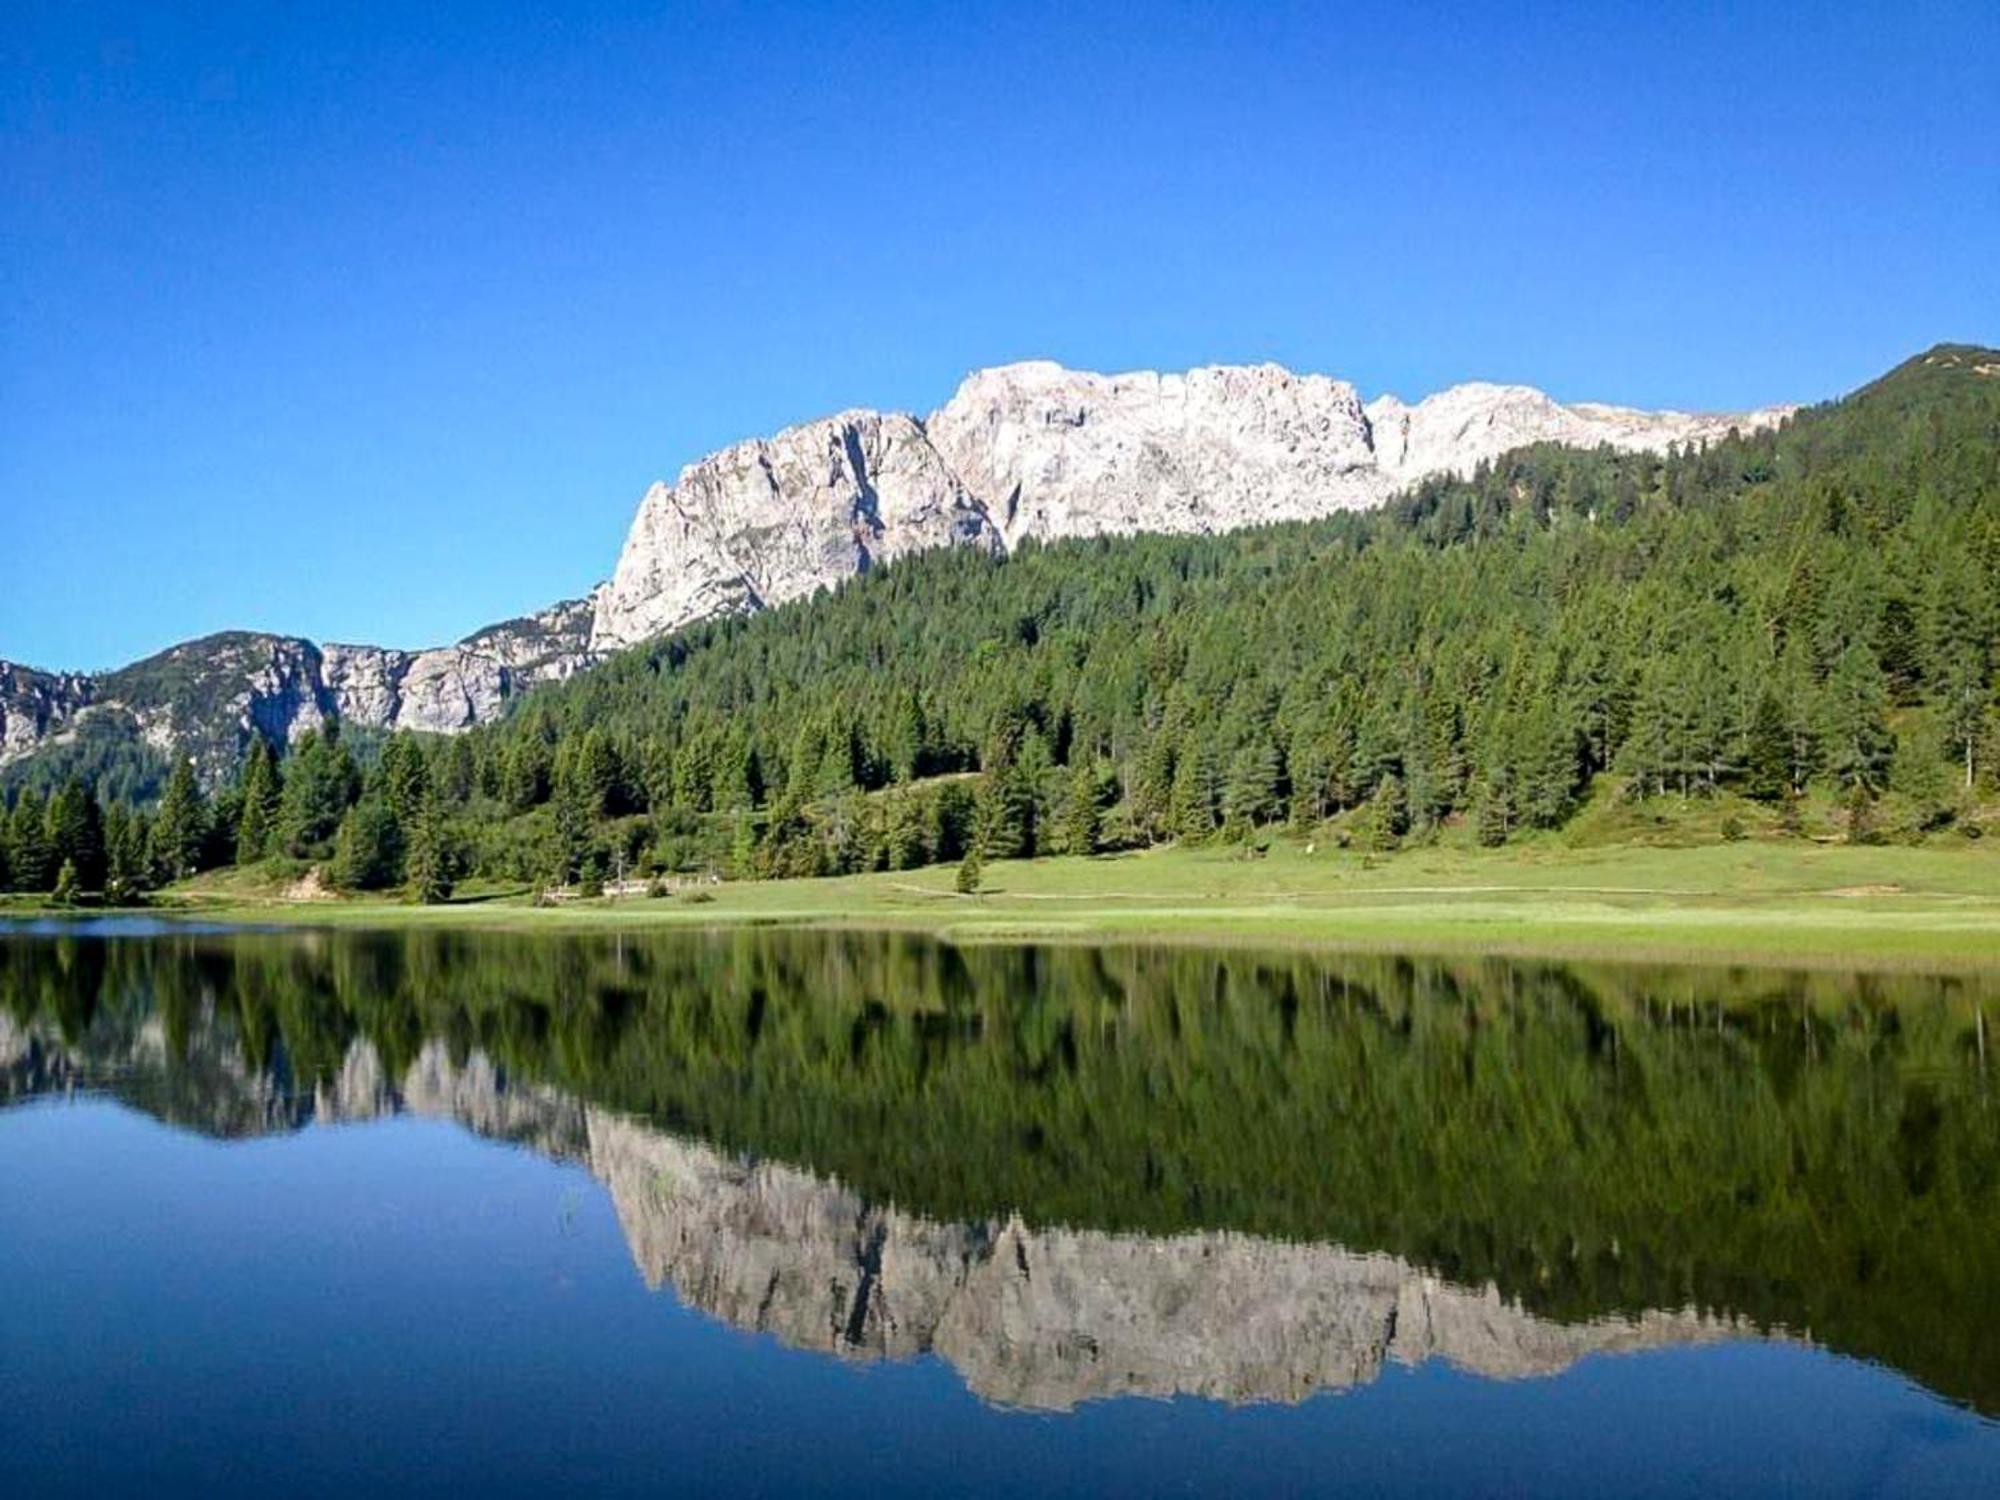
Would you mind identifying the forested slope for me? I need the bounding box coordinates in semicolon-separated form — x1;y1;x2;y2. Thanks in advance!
5;344;1998;897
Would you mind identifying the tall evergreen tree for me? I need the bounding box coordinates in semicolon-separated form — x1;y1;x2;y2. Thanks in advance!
7;790;53;892
330;797;403;891
47;778;106;892
404;792;453;904
235;737;283;864
1062;762;1104;856
151;760;208;883
1821;644;1895;794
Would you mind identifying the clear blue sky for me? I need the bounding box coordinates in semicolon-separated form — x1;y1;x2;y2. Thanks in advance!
4;1;1995;671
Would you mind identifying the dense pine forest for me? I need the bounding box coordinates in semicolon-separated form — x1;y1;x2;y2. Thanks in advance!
4;344;1999;902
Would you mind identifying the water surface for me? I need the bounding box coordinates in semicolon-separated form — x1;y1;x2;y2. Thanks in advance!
3;925;1997;1495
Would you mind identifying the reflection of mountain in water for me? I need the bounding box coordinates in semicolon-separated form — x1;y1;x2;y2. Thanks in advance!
6;926;1995;1415
1;1014;1741;1412
589;1110;1744;1409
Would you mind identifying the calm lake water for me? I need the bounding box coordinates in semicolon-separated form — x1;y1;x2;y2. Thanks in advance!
3;924;1998;1496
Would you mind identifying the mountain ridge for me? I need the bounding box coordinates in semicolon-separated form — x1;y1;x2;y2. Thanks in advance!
4;357;1797;787
589;359;1792;649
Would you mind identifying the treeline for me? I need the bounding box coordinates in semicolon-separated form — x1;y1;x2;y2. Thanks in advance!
5;344;1999;897
0;727;452;903
451;344;2000;883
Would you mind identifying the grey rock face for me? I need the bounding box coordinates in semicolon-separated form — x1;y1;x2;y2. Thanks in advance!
0;597;599;783
591;359;1792;650
592;410;998;650
0;661;95;764
2;357;1793;772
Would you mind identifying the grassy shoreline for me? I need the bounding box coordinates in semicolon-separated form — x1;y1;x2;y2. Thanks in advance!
12;840;2000;972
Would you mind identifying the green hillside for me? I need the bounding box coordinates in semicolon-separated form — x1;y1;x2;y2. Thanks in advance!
6;343;2000;904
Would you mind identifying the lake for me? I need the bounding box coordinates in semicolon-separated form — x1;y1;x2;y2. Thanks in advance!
2;923;1997;1496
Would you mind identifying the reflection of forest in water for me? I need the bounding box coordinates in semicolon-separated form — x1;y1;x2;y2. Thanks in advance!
2;927;1996;1413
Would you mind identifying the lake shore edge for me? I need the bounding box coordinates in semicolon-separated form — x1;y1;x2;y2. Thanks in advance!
11;842;2000;975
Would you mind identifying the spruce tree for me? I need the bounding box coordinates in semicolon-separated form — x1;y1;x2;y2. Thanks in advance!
1821;645;1895;794
151;760;207;883
276;728;360;855
404;793;453;904
330;797;403;891
1743;688;1791;802
48;778;106;892
1062;762;1103;856
1360;774;1406;853
1223;740;1283;835
954;846;983;895
1169;743;1219;843
379;733;431;824
8;790;53;892
235;738;282;864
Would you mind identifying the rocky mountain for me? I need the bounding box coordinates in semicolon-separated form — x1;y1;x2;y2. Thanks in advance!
0;1010;1753;1412
591;410;998;650
590;360;1793;650
0;597;596;788
2;358;1792;781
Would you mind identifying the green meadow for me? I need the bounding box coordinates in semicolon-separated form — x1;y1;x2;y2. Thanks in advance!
34;836;1994;972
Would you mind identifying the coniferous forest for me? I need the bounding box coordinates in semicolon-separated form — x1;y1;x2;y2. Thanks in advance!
4;344;1999;901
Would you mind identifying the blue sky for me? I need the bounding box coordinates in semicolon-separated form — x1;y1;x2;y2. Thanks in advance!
4;0;1995;670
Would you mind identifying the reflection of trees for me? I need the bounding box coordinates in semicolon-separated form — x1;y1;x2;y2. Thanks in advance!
2;929;1995;1413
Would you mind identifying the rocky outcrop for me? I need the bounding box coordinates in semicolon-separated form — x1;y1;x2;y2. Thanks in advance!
593;412;996;649
0;661;95;764
2;356;1794;769
0;597;598;784
590;360;1792;649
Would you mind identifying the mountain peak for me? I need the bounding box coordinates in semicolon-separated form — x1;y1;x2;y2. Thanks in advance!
585;359;1790;651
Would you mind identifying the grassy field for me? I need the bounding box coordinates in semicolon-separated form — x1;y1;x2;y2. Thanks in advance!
18;836;1998;971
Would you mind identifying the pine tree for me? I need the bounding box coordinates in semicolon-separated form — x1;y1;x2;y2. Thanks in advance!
1821;644;1894;794
7;789;53;892
151;760;208;883
47;778;106;892
51;858;80;906
1062;762;1103;856
235;738;282;864
404;793;453;904
1743;688;1791;802
330;797;403;891
954;846;983;895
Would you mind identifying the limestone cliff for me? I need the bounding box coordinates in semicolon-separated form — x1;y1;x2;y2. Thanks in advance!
2;356;1794;773
592;411;997;649
589;360;1791;649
